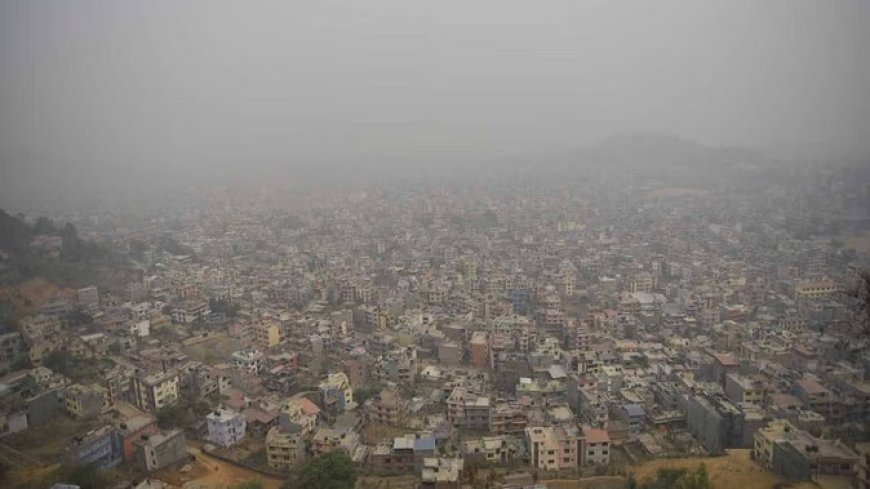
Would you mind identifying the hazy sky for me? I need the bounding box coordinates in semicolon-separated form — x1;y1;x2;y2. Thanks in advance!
1;0;869;207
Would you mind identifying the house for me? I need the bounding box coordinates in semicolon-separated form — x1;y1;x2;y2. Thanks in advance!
68;425;123;469
490;403;528;435
254;319;282;349
756;419;859;481
132;370;179;412
725;374;766;405
525;425;581;471
206;408;246;448
281;398;319;435
620;404;645;434
133;429;188;472
420;458;463;489
118;415;159;462
365;388;407;426
64;383;112;419
319;372;355;421
462;435;519;465
581;426;611;466
266;414;308;470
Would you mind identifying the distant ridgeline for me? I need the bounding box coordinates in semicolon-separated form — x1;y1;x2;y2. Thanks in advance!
0;209;120;286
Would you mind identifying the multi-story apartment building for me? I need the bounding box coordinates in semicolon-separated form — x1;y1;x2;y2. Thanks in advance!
64;383;112;419
725;374;766;405
319;372;354;420
446;387;491;430
581;426;611;466
132;370;179;412
281;398;319;435
232;349;265;374
266;415;308;470
755;419;859;481
0;330;25;375
171;299;209;324
365;388;407;426
206;408;247;448
133;429;188;472
68;425;123;469
254;318;282;349
792;378;832;416
489;403;527;435
525;425;581;471
373;347;417;385
469;332;488;369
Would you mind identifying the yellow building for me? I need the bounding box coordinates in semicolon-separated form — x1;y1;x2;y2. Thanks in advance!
132;370;179;412
795;280;841;301
753;419;794;468
254;319;282;349
64;383;112;419
266;421;308;470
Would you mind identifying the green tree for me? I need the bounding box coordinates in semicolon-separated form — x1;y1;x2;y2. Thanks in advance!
353;385;383;406
637;464;712;489
44;350;76;377
53;463;105;489
293;450;356;489
232;482;264;489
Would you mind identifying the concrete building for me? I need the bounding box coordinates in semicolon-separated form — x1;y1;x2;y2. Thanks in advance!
266;414;308;470
232;349;265;374
469;332;489;369
525;425;581;471
582;426;611;466
132;370;179;412
725;374;766;405
280;398;319;435
76;286;100;309
206;408;247;448
437;341;463;366
0;331;26;375
490;403;528;435
420;458;463;489
365;388;407;426
64;383;112;419
133;429;188;472
68;425;123;469
793;378;832;416
118;415;159;462
254;318;282;349
171;300;209;324
755;419;859;482
319;372;355;420
687;393;747;453
446;387;490;430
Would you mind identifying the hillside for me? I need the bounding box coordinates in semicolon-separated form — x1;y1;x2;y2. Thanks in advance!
0;209;127;287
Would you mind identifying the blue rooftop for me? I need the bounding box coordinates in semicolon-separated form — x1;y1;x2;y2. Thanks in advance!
623;404;645;417
415;437;436;451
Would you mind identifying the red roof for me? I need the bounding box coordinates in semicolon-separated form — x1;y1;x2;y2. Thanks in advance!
712;352;738;367
583;427;610;444
299;397;321;415
795;378;829;395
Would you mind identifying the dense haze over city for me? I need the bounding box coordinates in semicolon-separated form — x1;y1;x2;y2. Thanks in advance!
0;2;869;489
2;0;870;211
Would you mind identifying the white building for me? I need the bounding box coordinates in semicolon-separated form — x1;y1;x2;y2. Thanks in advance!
206;408;247;448
128;319;151;337
232;350;265;374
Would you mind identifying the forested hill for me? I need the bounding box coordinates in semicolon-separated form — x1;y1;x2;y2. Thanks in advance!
0;209;123;286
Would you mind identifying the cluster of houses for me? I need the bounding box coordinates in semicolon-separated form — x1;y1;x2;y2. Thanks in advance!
0;166;869;488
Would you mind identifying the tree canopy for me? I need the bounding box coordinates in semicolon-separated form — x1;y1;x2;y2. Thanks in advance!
288;450;356;489
630;465;713;489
